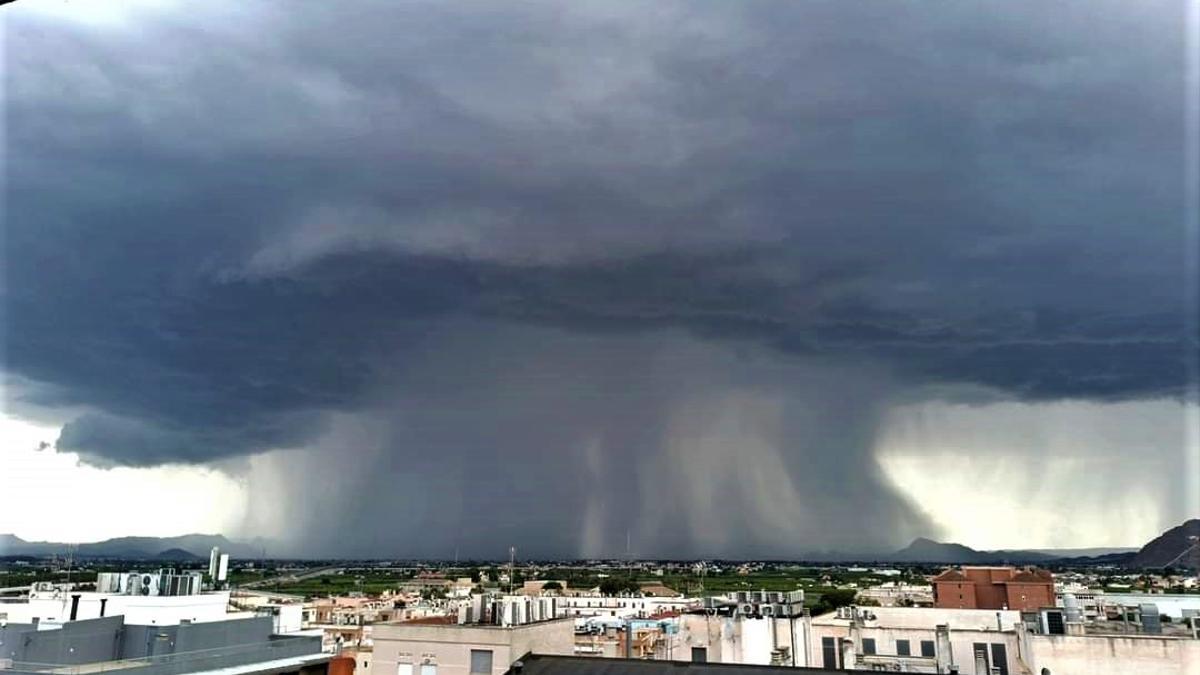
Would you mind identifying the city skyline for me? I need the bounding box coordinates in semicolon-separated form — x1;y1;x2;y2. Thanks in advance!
2;0;1199;558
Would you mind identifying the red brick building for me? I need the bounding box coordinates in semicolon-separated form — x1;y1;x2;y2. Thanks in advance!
932;566;1054;611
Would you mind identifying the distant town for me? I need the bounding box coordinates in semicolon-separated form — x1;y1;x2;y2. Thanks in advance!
1;519;1197;674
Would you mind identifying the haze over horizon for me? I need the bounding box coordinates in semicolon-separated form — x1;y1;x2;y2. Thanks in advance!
2;0;1198;558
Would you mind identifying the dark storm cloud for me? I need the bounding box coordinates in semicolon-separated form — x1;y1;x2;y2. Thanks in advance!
2;0;1193;554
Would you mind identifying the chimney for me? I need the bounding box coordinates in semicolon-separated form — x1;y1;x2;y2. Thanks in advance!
935;624;953;673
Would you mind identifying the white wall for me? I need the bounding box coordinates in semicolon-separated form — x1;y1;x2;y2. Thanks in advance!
554;597;694;620
676;614;810;667
1094;594;1200;620
371;620;573;675
1;591;230;626
1027;634;1200;675
808;623;1021;674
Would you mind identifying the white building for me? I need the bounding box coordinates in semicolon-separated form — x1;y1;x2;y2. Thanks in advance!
550;595;697;620
0;583;231;627
809;606;1022;674
856;582;934;607
1089;593;1200;620
676;611;811;666
1022;632;1200;675
370;617;573;675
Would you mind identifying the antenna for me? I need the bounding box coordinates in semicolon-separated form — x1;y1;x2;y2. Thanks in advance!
63;542;77;594
508;546;516;594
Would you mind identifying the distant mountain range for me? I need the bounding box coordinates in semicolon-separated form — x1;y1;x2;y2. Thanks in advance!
882;537;1141;564
0;534;264;560
2;521;1195;568
882;520;1200;568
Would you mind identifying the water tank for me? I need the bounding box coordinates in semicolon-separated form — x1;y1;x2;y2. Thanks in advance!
1062;594;1082;623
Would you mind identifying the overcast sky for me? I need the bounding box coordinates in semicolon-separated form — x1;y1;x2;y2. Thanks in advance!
2;0;1198;557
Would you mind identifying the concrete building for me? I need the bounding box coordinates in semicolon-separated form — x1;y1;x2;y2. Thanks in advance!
553;595;698;620
1084;592;1200;620
1022;631;1200;675
808;606;1022;674
676;612;810;667
0;581;231;627
856;582;934;608
673;591;809;667
371;616;573;675
574;612;682;660
933;567;1054;612
0;613;338;675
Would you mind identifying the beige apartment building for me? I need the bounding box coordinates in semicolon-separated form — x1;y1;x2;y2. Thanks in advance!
370;616;573;675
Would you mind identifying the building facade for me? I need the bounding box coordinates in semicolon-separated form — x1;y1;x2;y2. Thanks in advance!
808;606;1022;674
370;617;573;675
933;566;1054;611
0;614;333;675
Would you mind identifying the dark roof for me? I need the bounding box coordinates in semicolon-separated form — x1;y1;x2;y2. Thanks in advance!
506;654;844;675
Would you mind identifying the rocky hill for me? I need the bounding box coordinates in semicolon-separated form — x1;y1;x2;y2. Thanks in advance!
1130;519;1200;569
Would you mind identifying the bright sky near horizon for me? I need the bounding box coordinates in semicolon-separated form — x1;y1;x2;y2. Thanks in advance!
4;398;1191;551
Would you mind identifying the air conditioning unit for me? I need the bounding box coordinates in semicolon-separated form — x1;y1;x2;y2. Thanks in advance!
139;574;159;596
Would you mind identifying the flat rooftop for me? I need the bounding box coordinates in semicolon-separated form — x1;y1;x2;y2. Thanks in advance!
383;616;575;629
811;606;1021;631
505;654;844;675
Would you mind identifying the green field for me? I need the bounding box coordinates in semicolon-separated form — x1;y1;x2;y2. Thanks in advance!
247;570;415;597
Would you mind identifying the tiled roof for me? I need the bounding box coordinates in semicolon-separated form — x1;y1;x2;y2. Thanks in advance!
932;569;969;582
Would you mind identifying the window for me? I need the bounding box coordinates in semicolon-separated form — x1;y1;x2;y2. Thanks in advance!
398;665;413;675
821;637;837;669
920;640;935;658
990;644;1009;675
691;647;707;663
896;640;911;657
862;638;876;655
421;664;437;675
972;643;989;672
470;650;493;674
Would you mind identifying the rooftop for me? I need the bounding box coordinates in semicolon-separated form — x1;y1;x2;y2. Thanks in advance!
506;654;843;675
383;616;574;630
811;606;1022;631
